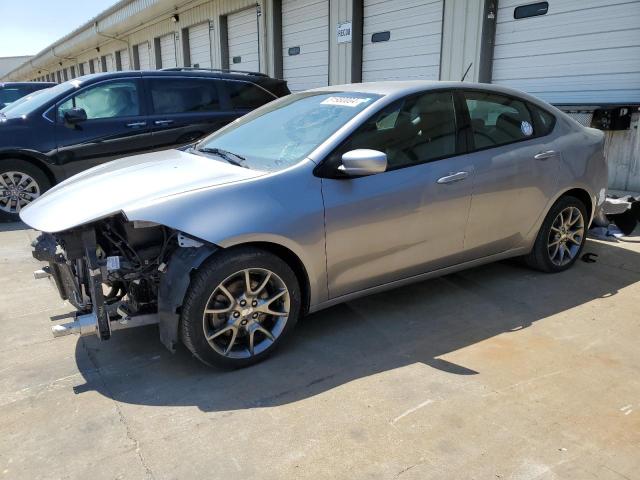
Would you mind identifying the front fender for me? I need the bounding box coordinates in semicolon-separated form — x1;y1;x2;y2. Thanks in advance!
125;160;328;307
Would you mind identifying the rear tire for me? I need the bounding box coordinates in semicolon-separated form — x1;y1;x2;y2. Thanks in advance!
0;159;51;223
524;195;588;273
180;247;301;368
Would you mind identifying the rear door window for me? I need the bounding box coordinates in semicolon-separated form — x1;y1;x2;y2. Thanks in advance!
464;91;535;150
225;81;276;110
149;78;222;114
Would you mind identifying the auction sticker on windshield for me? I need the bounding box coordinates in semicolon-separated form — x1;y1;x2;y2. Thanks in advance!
321;96;372;107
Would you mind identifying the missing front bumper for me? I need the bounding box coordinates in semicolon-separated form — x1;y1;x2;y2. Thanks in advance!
51;312;159;338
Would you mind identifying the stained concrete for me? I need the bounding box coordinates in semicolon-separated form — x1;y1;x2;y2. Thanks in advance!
0;223;638;479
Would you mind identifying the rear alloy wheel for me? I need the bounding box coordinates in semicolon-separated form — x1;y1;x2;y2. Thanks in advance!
547;206;585;267
181;247;301;368
525;195;588;273
0;160;50;222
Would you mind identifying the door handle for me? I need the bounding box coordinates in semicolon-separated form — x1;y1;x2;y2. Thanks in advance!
126;121;147;128
437;171;469;184
534;150;556;160
154;119;174;126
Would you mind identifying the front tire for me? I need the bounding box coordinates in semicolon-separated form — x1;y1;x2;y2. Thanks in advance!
0;159;51;223
525;195;588;273
180;247;301;368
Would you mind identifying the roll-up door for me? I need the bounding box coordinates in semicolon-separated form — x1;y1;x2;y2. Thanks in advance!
136;42;151;70
227;7;260;72
362;0;443;82
159;33;177;68
118;49;131;70
492;0;640;104
104;54;115;72
189;22;213;68
281;0;329;91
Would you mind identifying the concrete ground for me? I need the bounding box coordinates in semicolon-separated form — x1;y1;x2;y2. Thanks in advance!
0;223;639;480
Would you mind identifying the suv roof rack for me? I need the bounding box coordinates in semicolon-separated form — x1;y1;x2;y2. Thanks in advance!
160;67;269;77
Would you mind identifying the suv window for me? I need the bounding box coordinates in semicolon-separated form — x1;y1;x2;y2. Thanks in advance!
226;81;275;110
58;80;140;120
464;91;535;149
149;78;221;114
327;90;459;171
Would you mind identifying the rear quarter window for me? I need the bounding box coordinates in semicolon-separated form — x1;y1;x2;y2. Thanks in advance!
529;103;556;136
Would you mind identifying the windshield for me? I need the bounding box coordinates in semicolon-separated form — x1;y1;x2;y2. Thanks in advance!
0;86;32;105
0;82;76;118
197;91;381;172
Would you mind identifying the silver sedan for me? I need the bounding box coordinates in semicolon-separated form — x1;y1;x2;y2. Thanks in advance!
22;81;607;368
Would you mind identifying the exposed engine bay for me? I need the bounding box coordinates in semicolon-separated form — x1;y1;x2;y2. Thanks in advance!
31;214;212;345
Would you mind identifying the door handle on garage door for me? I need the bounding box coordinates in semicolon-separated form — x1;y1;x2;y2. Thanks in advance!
126;121;147;128
437;171;469;184
534;150;556;160
154;119;174;126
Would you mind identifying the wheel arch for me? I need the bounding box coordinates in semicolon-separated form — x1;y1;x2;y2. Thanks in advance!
0;152;56;186
237;241;312;316
560;187;593;221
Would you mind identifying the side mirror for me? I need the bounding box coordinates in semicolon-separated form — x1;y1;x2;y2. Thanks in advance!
339;149;387;177
63;107;87;127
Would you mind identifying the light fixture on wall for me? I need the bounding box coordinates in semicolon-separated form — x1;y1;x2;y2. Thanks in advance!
171;14;179;23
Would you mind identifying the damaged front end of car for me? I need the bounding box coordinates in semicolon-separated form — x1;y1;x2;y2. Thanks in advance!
31;214;216;350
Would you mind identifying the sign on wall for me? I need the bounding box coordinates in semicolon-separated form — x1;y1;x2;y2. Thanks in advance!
337;21;352;43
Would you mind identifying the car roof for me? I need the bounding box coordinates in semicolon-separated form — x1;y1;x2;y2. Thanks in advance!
308;80;552;108
73;69;275;84
0;81;56;87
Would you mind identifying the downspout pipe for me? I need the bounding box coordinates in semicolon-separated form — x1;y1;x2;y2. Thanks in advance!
95;21;133;67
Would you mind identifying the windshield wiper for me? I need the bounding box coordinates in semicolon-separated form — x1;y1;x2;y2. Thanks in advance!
195;147;247;168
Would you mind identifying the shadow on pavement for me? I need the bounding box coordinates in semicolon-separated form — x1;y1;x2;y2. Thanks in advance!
72;239;639;411
0;221;29;232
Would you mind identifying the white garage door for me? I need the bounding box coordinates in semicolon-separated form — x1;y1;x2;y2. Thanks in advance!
118;49;131;70
362;0;443;82
159;33;177;68
136;42;151;70
228;7;260;72
492;0;640;104
189;22;213;68
104;54;115;72
282;0;329;91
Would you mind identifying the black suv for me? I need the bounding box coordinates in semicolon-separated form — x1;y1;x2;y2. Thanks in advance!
0;69;289;221
0;81;56;109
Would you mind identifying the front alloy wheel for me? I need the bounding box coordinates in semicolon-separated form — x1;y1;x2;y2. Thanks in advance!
203;268;290;359
0;171;41;215
181;247;301;368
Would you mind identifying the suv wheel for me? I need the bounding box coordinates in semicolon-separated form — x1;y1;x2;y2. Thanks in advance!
0;160;50;222
525;195;588;273
180;247;301;368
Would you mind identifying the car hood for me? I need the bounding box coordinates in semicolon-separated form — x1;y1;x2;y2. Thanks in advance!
20;149;266;233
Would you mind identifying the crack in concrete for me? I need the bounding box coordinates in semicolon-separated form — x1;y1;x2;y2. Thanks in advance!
81;340;156;480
